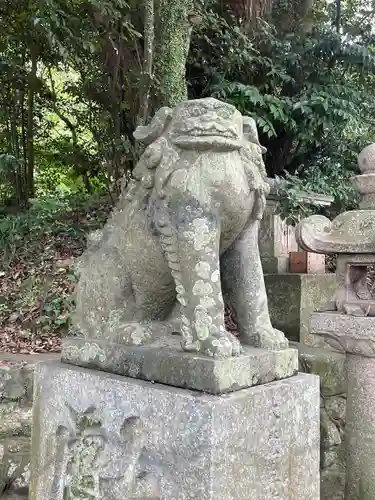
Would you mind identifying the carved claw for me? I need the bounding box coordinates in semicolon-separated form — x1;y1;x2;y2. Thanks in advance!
341;303;365;316
117;322;153;345
200;331;242;359
244;328;289;350
317;300;337;312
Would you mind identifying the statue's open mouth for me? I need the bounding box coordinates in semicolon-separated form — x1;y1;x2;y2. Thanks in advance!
189;130;238;139
172;122;240;141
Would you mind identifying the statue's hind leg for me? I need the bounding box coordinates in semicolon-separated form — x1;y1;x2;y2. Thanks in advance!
221;219;288;350
102;237;179;345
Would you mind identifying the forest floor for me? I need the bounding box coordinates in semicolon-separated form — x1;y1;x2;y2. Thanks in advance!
0;193;239;354
0;194;113;354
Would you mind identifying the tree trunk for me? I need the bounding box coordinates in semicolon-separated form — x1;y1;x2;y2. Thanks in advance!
222;0;273;28
138;0;155;125
153;0;194;109
27;49;37;199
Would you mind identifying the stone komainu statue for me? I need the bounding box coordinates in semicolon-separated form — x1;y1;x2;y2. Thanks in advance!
72;98;287;358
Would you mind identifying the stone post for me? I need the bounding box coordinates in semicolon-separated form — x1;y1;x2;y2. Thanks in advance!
297;143;375;500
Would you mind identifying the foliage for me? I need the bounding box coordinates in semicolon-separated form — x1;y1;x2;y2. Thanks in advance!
188;3;375;185
276;160;359;224
0;0;142;208
1;0;375;354
0;192;108;266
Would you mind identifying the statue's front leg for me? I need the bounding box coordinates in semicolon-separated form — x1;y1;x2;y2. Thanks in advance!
221;219;288;350
159;202;241;358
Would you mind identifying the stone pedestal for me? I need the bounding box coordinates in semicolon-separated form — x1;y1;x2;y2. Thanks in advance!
61;335;298;394
30;362;320;500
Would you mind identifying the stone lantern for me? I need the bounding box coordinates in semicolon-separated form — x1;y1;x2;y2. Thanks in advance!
296;143;375;500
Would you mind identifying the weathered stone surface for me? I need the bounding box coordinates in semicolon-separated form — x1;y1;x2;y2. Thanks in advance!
324;396;346;422
297;343;347;396
261;255;290;273
298;144;375;500
296;211;375;254
0;437;30;494
297;342;347;500
321;411;342;448
265;273;337;345
259;199;290;274
31;362;320;500
62;335;298;394
345;354;375;499
310;312;375;356
321;467;345;500
69;97;288;368
1;492;28;500
0;361;33;403
0;404;32;440
0;359;35;495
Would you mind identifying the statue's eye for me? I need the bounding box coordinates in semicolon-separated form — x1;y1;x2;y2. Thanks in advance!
217;108;232;119
190;107;203;117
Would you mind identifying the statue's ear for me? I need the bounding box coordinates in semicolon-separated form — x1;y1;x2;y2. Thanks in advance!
133;107;173;145
243;116;267;154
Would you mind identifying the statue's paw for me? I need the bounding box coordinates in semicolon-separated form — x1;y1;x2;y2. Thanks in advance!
341;301;365;317
117;322;153;346
200;332;242;359
245;328;288;350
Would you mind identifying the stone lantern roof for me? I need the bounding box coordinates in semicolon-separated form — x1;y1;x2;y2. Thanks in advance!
296;144;375;254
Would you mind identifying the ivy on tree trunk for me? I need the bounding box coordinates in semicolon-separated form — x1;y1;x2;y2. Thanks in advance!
153;0;194;109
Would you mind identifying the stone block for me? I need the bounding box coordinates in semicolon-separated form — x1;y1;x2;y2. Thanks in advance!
2;493;28;500
261;256;290;273
0;360;34;495
310;312;375;355
265;273;337;344
61;335;298;394
289;251;326;274
0;437;30;493
0;404;32;440
296;343;347;500
321;467;345;500
345;354;375;499
296;343;347;396
0;360;34;403
30;362;320;500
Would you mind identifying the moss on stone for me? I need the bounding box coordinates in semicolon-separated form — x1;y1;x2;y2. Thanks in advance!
0;404;32;439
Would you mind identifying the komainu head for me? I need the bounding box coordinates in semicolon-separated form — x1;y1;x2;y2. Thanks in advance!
168;98;244;150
